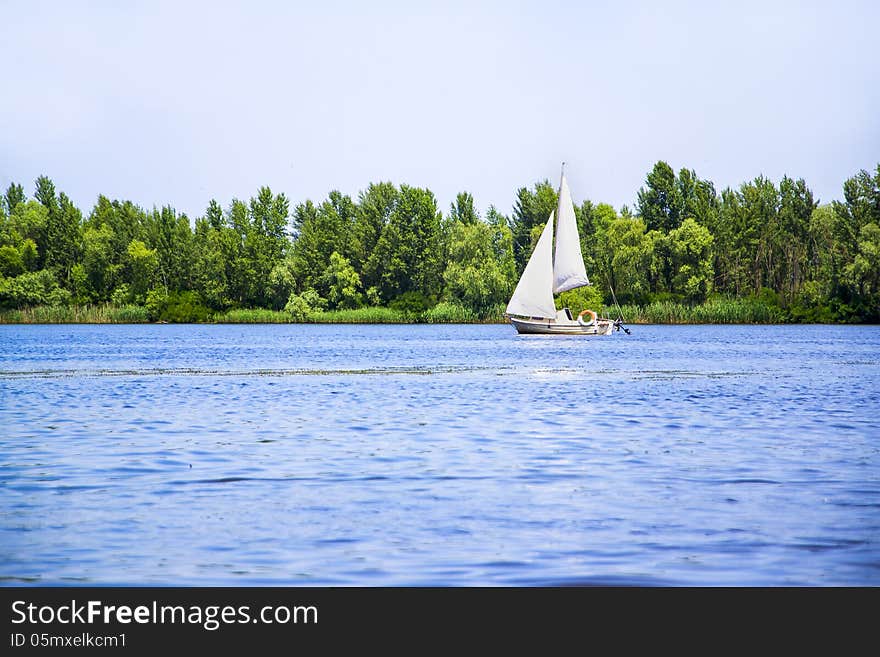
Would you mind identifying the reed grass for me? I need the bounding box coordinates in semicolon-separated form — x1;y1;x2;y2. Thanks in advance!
213;308;293;323
0;304;149;324
307;307;410;323
617;298;785;324
1;298;790;325
422;302;477;323
109;305;150;323
423;302;510;323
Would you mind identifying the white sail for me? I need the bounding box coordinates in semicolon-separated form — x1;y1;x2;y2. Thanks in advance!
505;212;557;319
552;173;590;293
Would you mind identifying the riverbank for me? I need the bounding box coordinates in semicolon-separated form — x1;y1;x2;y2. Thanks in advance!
0;298;863;324
0;303;492;324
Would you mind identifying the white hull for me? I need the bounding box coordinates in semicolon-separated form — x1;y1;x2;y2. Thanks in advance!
508;315;614;336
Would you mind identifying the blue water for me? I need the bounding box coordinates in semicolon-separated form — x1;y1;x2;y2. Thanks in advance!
1;323;878;586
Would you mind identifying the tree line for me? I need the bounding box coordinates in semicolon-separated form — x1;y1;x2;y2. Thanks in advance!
1;161;878;322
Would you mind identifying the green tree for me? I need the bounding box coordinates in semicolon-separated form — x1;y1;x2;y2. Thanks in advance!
352;182;397;280
0;245;24;277
805;204;836;304
594;214;653;304
289;192;355;296
192;211;240;310
713;176;778;296
287;200;321;292
247;186;291;306
192;217;226;309
34;176;57;214
126;239;159;302
3;183;25;216
146;206;193;292
443;220;513;314
321;251;362;309
0;270;59;308
831;165;880;317
675;168;720;228
53;192;82;281
191;199;238;309
449;192;478;225
35;177;81;282
775;176;816;302
86;196;149;264
224;199;256;305
249;187;290;263
486;206;517;290
637;161;680;233
205;199;224;229
19;239;38;272
847;222;880;310
1;201;48;265
576;201;615;283
637;163;719;295
667;218;715;302
365;185;443;304
81;223;117;300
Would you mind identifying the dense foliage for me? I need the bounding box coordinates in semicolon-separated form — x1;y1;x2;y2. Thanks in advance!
1;162;878;323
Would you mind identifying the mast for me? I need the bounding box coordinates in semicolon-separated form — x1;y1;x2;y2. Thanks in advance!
552;162;565;271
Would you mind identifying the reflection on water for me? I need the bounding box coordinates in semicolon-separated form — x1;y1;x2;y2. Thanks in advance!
0;323;878;585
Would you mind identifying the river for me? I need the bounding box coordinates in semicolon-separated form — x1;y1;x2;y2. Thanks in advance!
1;323;878;585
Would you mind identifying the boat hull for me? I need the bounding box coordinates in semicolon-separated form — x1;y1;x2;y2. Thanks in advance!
508;316;614;336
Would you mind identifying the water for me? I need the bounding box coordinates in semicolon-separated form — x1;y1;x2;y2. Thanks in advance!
1;323;878;586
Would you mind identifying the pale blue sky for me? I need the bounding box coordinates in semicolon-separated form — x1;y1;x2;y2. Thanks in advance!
2;0;878;219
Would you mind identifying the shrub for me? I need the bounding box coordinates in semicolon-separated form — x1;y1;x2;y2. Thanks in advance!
45;287;73;307
111;284;132;306
145;288;210;322
389;291;436;314
284;289;326;321
0;270;58;308
162;291;210;323
0;245;24;277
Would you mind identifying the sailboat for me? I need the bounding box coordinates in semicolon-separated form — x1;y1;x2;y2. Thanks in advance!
505;165;617;335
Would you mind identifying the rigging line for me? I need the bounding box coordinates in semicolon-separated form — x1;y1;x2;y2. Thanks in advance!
608;283;631;334
609;282;625;323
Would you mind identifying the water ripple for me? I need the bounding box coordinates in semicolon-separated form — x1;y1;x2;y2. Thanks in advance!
1;323;878;586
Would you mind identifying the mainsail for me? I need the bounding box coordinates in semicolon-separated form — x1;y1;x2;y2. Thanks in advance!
505;211;557;319
552;173;590;293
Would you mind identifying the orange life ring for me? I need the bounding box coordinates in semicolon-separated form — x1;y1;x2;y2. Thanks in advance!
577;309;597;326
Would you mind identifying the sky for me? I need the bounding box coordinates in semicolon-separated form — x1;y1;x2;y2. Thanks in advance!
2;0;879;221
